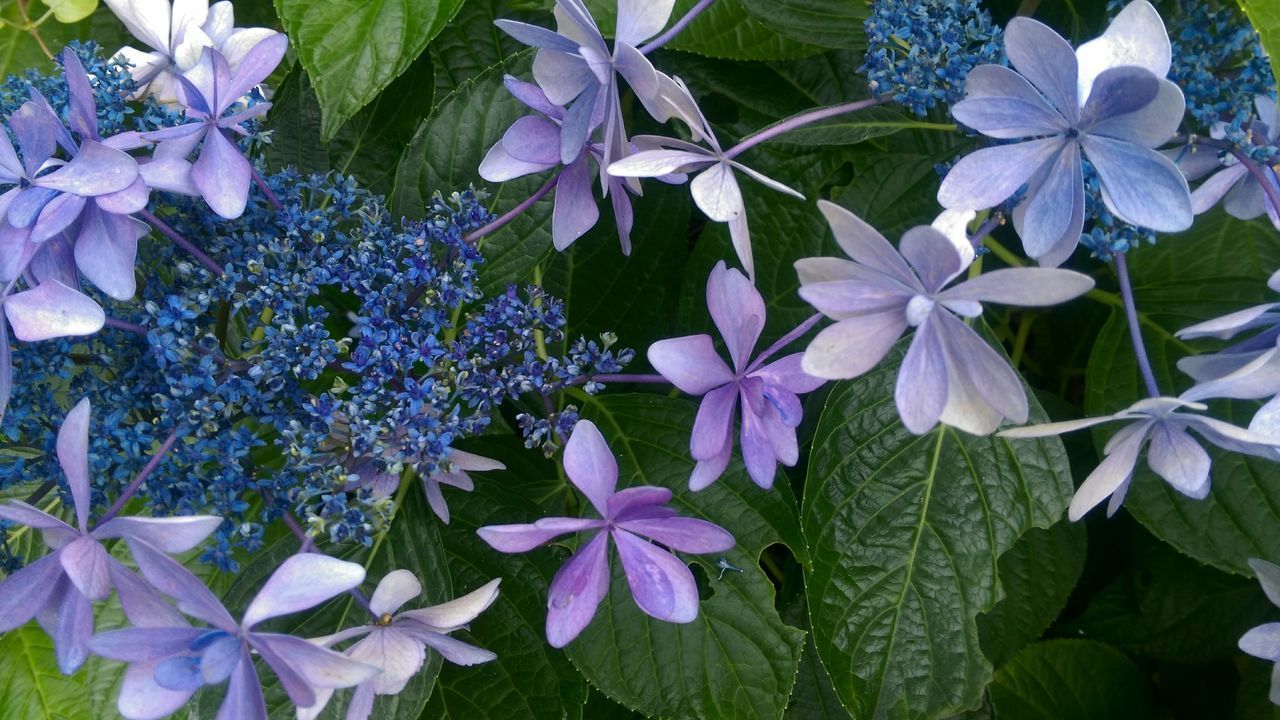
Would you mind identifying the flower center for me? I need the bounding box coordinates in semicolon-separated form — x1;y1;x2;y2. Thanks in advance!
376;613;395;626
905;295;935;327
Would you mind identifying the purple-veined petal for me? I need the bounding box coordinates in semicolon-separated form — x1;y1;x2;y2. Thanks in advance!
242;554;365;629
192;128;252;219
934;311;1028;434
37;140;139;196
794;268;913;319
54;584;94;673
562;419;617;516
690;161;743;223
801;310;908;380
706;260;764;371
952;64;1069;138
1011;156;1087;268
532;48;595;107
413;628;498;667
1077;66;1159;128
504;75;563;118
90;626;204;661
9;101;56;176
690;382;738;462
219;34;288;114
731;161;806;201
998;413;1121;438
648;334;735;395
1240;623;1280;661
940;268;1094;306
8;186;58;229
1075;0;1171;103
607;148;712;177
1015;142;1082;261
617;516;734;554
216;649;267;720
129;538;238;631
369;570;421;616
74;207;147;301
96;175;151;214
1003;18;1080;123
616;0;676;46
1068;422;1149;520
501;116;563;165
937;137;1067;212
93;515;223;553
61;49;99;140
0;553;63;631
60;535;112;601
477;520;595;553
551;153;599;250
1185;414;1280;460
613;529;699;623
607;487;673;521
199;633;242;685
398;578;501;631
738;405;778;488
1147;422;1211;499
1177;304;1280;341
4;279;105;341
478;142;556;183
546;531;610;648
140;121;207;144
494;19;582;53
1082;135;1192;232
155;656;207;692
1087;79;1184;147
896;319;949;435
56;397;93;531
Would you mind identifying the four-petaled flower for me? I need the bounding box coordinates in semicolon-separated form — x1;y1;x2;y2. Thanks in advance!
797;201;1095;435
648;261;824;490
477;420;735;647
938;0;1191;266
299;572;500;720
0;399;223;673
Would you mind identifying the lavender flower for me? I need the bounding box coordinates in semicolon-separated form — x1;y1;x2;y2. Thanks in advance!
1240;558;1280;705
298;572;500;720
1177;270;1280;381
495;0;675;177
0;399;222;673
937;0;1191;266
104;0;279;104
1180;97;1280;229
607;76;804;279
648;261;824;490
796;201;1094;435
478;420;734;647
421;450;506;524
1000;395;1280;519
92;547;379;720
140;35;288;218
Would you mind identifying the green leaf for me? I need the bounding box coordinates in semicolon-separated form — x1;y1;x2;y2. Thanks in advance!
0;625;99;720
274;0;465;139
428;0;529;98
585;0;823;60
266;56;433;196
803;338;1074;719
1240;0;1280;97
44;0;98;24
0;5;133;79
392;52;554;295
1083;210;1280;575
562;394;807;720
988;640;1155;720
976;520;1086;668
738;0;867;50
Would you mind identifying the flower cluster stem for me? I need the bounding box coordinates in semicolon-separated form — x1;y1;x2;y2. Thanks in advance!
465;172;562;245
104;316;148;337
640;0;717;54
138;209;223;276
251;166;283;210
1115;252;1161;398
94;428;182;528
724;98;886;160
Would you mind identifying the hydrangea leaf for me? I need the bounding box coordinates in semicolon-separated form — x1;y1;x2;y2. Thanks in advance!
392;52;554;295
1240;0;1280;98
429;0;529;98
564;394;807;720
44;0;98;23
988;640;1153;720
583;0;822;60
803;337;1072;719
737;0;867;50
1083;210;1280;575
274;0;465;139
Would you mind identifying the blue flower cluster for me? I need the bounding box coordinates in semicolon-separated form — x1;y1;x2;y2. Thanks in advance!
860;0;1005;116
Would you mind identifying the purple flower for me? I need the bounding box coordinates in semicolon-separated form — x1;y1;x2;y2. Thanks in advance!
1000;395;1280;519
607;76;804;279
140;35;288;219
479;77;640;252
937;0;1191;266
0;399;222;673
648;261;824;490
477;420;734;647
92;547;379;720
1239;558;1280;705
1182;97;1280;228
495;0;675;178
796;201;1094;435
421;449;506;524
298;572;500;720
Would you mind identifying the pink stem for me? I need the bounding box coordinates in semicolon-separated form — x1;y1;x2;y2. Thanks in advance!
640;0;717;54
138;209;223;276
467;172;562;244
93;429;181;528
725;98;886;160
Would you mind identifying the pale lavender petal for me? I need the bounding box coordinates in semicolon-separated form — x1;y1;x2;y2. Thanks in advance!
546;531;610;647
899;225;968;292
1076;0;1172;102
1083;135;1192;232
1147;422;1211;498
155;656;205;692
9;101;56;175
613;529;699;623
615;0;676;46
37;140;139;196
759;400;801;461
140;121;206;143
0;120;24;181
242;554;365;629
450;448;505;473
753;353;826;395
1241;623;1280;661
801;310;908;380
217;650;267;720
501;116;562;165
689;441;731;492
607;148;712;177
953;64;1068;138
739;406;778;488
93;515;223;552
61;50;98;140
422;475;452;524
706;260;764;371
896;319;949;435
1068;423;1148;520
54;585;94;673
935;310;1028;433
74;209;147;301
617;516;734;553
1012;160;1087;268
690;161;743;223
1077;67;1159;128
940;268;1095;306
795;271;912;319
551;154;599;250
690;383;738;462
129;538;237;631
937;137;1067;212
116;659;197;720
200;634;242;684
30;192;87;244
504;75;562;118
647;334;734;395
60;535;112;601
369;569;421;616
95;176;151;214
477;521;591;553
612;42;658;100
4;279;105;341
344;628;423;694
1249;558;1280;606
1003;18;1080;123
108;559;187;627
1185;415;1280;460
219;34;288;114
998;414;1122;438
56;397;93;531
609;178;635;254
0;553;63;631
253;633;380;691
8;186;58;229
398;578;501;631
607;487;673;521
478;142;556;182
1013;144;1080;263
0;500;75;533
90;627;204;661
532;48;595;107
559;82;599;165
1087;79;1185;147
1225;168;1271;220
192;128;252;219
494;19;582;53
562;419;617;516
414;629;498;666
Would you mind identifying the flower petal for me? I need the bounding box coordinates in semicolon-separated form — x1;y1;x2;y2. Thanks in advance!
952;64;1070;138
0;554;63;631
607;487;674;521
1004;17;1080;123
1240;623;1280;661
368;569;422;616
562;419;617;516
1249;558;1280;607
54;584;94;673
1068;421;1149;520
91;626;204;661
1076;0;1171;103
55;397;93;531
129;538;237;631
937;137;1067;212
616;516;734;554
93;515;223;553
607;148;713;177
38;140;139;196
115;659;197;720
690;382;738;462
1086;79;1184;147
899;225;968;293
220;33;288;114
896;319;949;435
706;260;764;371
690;161;743;223
1082;135;1192;232
60;535;112;601
242;554;366;629
551;154;599;251
253;632;380;691
801;311;908;380
1147;422;1211;498
398;578;501;631
934;311;1028;433
739;405;778;488
940;268;1095;306
815;200;919;288
546;531;610;648
613;529;699;623
501;116;563;165
647;334;735;395
4;279;105;342
413;629;498;666
477;520;591;553
216;650;267;720
616;0;675;46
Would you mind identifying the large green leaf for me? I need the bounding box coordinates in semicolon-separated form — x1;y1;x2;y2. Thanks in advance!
585;0;822;60
803;339;1074;719
1240;0;1280;95
988;640;1154;720
0;609;128;720
1083;211;1280;575
556;394;806;720
428;0;529;98
738;0;867;50
392;52;553;295
274;0;464;139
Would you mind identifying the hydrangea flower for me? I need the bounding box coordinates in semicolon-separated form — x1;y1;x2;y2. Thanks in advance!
0;399;222;673
299;572;500;720
420;450;506;524
1240;558;1280;705
140;35;288;218
103;0;279;104
477;420;734;647
1000;395;1280;519
937;0;1192;266
495;0;675;176
796;201;1094;435
92;547;379;720
648;261;824;490
1180;97;1280;229
1177;270;1280;382
607;76;804;279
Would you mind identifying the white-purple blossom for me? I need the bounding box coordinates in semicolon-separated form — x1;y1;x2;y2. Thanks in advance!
477;419;734;647
0;399;222;674
796;201;1095;435
648;261;824;490
1240;558;1280;705
937;0;1192;266
1177;97;1280;229
298;572;500;720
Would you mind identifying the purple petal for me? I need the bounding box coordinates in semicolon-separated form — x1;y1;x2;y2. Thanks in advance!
800;310;908;380
612;41;659;99
551;154;599;250
560;83;599;166
37;140;139;196
795;266;913;319
532;48;595;107
607;486;674;521
397;578;501;631
95;176;151;214
60;535;112;601
9;101;56;175
0;553;63;631
477;520;594;553
899;225;968;292
751;353;825;395
220;34;288;115
108;559;188;628
613;529;699;623
55;397;92;531
1249;558;1280;607
1076;0;1172;101
562;419;618;516
422;475;453;524
739;406;778;488
647;334;734;395
1087;79;1185;147
1068;421;1149;520
1241;623;1280;661
192;128;252;219
940;268;1094;306
478;142;556;182
934;311;1028;434
1078;67;1159;127
689;443;731;492
706;260;764;371
7;186;58;229
609;175;635;254
414;629;498;666
242;554;365;629
0;120;24;181
504;75;563;118
74;207;146;301
217;651;267;720
54;585;94;673
501;116;563;165
937;137;1066;212
91;627;204;661
1082;135;1192;232
494;19;582;53
952;64;1069;138
154;656;205;692
30;192;87;244
369;569;421;616
1003;18;1080;123
896;320;949;435
1014;143;1083;261
93;515;223;553
4;279;105;341
345;628;424;694
690;382;738;462
253;632;380;694
60;50;98;140
616;516;734;553
129;538;238;631
115;659;197;720
616;0;676;46
1147;422;1211;498
0;500;75;533
546;531;611;647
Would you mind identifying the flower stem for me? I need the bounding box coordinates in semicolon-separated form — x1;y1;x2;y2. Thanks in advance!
138;209;223;276
1114;252;1160;398
251;166;283;211
724;98;886;160
748;313;823;372
94;428;182;528
104;316;148;337
588;373;671;384
640;0;717;54
968;214;1003;249
466;171;562;245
